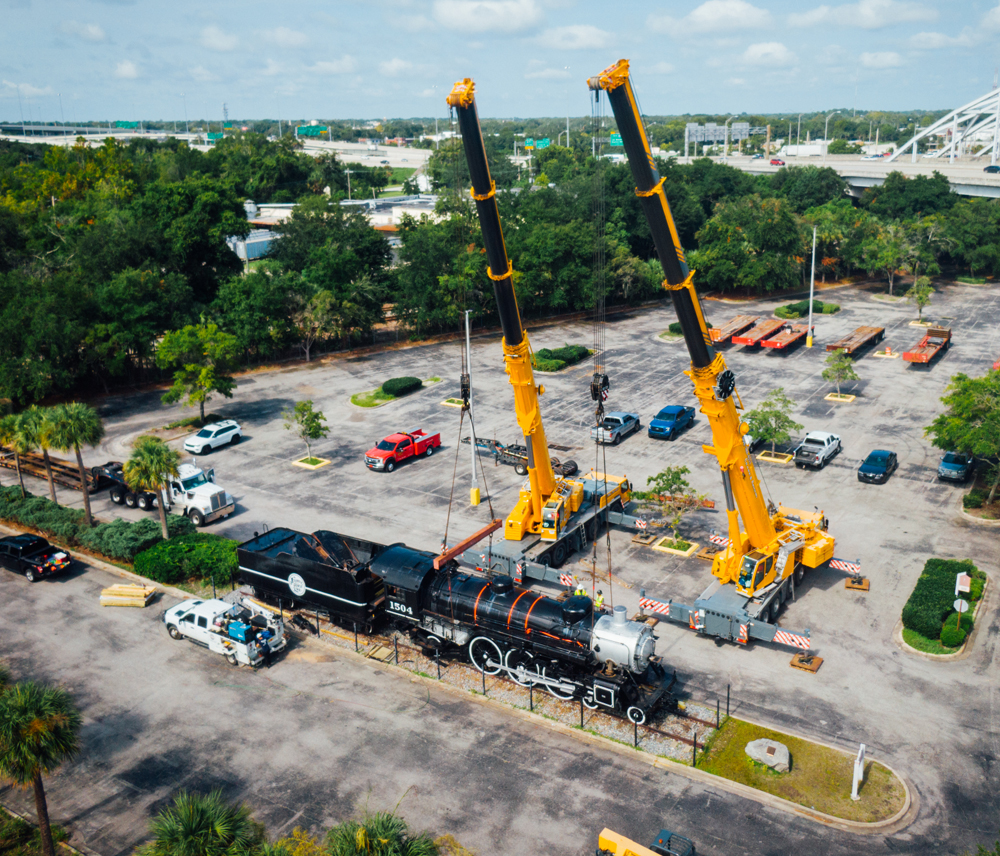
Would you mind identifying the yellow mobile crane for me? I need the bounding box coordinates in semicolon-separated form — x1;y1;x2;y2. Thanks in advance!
588;60;837;647
447;78;644;586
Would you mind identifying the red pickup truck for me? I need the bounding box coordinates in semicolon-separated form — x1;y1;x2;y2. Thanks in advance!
365;428;441;472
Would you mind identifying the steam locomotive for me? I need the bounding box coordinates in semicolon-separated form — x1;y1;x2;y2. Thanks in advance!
238;528;676;724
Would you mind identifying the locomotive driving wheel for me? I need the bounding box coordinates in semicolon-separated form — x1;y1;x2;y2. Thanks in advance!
542;666;576;700
582;687;599;709
505;649;540;686
468;637;503;675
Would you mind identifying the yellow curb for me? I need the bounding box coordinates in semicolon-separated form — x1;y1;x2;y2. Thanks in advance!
825;393;856;403
440;399;464;408
757;451;794;464
651;537;699;557
291;457;331;470
873;350;900;359
908;320;933;327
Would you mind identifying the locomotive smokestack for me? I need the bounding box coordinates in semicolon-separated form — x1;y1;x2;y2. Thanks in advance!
613;605;627;625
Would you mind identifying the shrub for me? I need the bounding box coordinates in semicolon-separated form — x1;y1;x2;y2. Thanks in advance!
668;322;683;335
900;558;983;640
381;376;422;397
134;532;238;585
963;489;987;509
533;357;567;372
534;343;588;372
77;515;194;562
939;624;966;648
0;487;86;541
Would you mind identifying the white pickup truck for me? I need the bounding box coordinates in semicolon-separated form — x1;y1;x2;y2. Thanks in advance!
794;431;842;469
163;598;286;666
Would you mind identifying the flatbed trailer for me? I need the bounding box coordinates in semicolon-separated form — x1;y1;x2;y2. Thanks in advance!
904;326;951;363
709;315;760;344
762;323;811;350
462;437;578;477
826;326;885;355
0;448;99;492
732;318;785;347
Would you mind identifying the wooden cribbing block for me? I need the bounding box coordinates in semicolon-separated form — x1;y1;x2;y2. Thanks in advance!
100;584;155;607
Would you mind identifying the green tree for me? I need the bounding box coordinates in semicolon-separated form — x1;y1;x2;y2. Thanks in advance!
863;222;911;296
156;323;239;425
0;414;30;497
283;400;329;460
141;791;266;856
48;402;105;527
823;349;860;395
291;289;337;362
769;165;847;213
212;270;301;363
636;466;704;544
19;406;59;503
743;388;803;454
926;372;1000;502
860;170;957;221
124;436;181;539
325;810;438;856
906;276;933;321
0;681;82;856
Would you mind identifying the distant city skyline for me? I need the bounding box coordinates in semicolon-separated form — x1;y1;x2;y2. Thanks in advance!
2;0;996;123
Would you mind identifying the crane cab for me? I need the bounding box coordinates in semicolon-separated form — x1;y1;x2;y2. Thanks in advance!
736;549;776;596
539;480;584;540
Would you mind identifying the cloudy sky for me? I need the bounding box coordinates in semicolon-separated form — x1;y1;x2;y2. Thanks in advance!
1;0;997;123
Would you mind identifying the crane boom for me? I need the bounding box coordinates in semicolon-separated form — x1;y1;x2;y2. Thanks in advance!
588;59;834;596
446;78;557;540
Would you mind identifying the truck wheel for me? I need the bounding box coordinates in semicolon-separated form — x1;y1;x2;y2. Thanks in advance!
167;625;182;640
24;568;37;583
425;446;433;457
137;493;151;510
385;460;395;473
124;492;137;508
613;433;621;446
230;434;240;446
189;510;205;527
548;541;568;569
226;653;238;666
110;487;125;504
514;463;527;476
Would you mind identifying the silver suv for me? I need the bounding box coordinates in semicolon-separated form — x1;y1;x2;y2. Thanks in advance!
183;420;242;455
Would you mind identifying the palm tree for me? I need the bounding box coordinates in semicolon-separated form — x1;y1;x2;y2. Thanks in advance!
0;681;82;856
326;811;438;856
20;406;59;504
143;791;265;856
0;413;33;498
48;403;105;527
124;436;180;539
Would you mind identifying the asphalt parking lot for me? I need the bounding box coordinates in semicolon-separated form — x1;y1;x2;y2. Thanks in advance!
3;280;999;855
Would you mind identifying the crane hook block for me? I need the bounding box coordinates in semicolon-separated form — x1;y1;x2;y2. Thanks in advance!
591;373;610;403
460;373;471;408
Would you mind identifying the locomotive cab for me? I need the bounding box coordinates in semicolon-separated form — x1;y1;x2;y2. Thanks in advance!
370;544;436;622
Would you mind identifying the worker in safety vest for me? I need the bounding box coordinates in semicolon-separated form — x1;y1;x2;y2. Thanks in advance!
573;577;587;598
594;590;605;611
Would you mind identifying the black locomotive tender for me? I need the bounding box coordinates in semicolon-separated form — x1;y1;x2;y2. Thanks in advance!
238;528;676;724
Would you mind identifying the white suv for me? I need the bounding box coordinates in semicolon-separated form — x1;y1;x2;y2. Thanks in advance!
184;420;242;455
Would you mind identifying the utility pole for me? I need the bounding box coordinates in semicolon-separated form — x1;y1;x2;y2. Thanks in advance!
465;310;479;506
16;84;25;138
807;226;817;348
824;111;841;163
724;116;736;161
182;93;188;135
797;113;803;156
345;169;353;200
566;115;570;148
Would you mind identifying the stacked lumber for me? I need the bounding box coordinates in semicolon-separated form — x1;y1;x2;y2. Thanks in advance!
100;584;155;607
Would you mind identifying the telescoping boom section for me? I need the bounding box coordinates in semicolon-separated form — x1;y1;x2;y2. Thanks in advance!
447;78;630;545
587;59;834;597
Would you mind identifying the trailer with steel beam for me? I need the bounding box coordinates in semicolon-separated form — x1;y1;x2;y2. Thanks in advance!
826;326;885;355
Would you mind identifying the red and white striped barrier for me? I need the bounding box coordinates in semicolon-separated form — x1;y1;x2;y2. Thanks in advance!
636;519;648;530
709;534;730;546
559;573;574;587
773;628;811;650
737;623;748;644
830;558;861;574
639;597;670;617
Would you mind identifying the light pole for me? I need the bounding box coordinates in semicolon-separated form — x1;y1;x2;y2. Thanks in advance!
807;226;817;348
823;111;840;163
724;115;736;161
181;93;188;135
796;113;802;156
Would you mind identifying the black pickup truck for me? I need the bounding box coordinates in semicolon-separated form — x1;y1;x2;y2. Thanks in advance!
0;535;72;581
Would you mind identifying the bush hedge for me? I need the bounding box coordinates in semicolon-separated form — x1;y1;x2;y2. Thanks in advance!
900;558;984;640
939;624;966;648
0;485;193;562
776;299;840;319
381;376;422;397
533;344;589;373
534;358;566;372
963;489;988;509
134;532;238;584
668;322;683;335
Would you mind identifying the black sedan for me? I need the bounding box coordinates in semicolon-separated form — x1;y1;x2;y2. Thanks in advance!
858;450;898;484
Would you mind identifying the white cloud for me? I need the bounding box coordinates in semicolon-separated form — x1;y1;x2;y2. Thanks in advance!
379;58;412;76
113;60;139;79
419;88;437;97
433;0;542;34
2;80;54;97
190;65;217;82
742;41;797;67
59;21;106;42
860;50;903;67
262;59;282;77
200;25;238;52
726;77;747;85
909;30;973;48
649;0;771;34
537;24;610;49
652;61;675;73
982;4;1000;30
397;14;435;31
311;56;357;75
524;67;572;79
789;0;936;29
269;27;308;48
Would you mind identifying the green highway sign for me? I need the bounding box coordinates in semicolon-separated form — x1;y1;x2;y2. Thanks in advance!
296;125;329;137
115;121;138;129
610;132;623;147
524;137;535;149
536;137;550;149
207;132;223;141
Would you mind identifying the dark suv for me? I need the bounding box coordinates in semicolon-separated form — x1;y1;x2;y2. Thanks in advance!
937;452;974;482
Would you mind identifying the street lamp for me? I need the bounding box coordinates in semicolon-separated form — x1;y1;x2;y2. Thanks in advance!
823;111;841;163
724;115;737;161
796;113;803;156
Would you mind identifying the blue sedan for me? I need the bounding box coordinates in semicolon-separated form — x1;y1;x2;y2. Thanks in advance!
648;405;695;440
858;449;898;484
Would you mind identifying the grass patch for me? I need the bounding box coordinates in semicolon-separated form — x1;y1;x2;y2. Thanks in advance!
662;538;692;550
658;330;683;341
163;412;220;430
390;166;416;183
298;456;324;466
427;376;441;383
900;558;984;641
351;376;439;408
698;719;906;822
0;807;70;856
956;275;988;284
902;627;962;655
350;388;396;407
